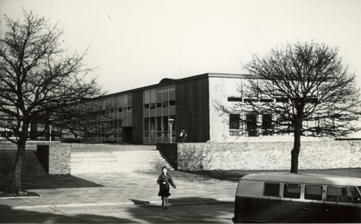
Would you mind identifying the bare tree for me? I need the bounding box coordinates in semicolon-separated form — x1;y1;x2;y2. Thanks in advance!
0;11;103;195
217;42;361;173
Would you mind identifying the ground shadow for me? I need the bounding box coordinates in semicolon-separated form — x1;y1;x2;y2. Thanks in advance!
129;199;151;205
0;204;132;223
0;174;104;191
126;197;234;223
1;149;103;192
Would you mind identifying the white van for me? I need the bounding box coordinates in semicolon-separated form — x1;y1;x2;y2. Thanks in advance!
233;172;361;223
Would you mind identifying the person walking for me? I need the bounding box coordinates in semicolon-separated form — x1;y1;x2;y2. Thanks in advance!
179;128;187;142
157;166;176;210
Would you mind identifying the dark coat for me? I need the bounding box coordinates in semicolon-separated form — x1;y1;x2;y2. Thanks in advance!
157;173;176;197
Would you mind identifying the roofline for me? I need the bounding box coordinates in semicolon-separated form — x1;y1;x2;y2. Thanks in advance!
240;172;361;186
83;72;250;102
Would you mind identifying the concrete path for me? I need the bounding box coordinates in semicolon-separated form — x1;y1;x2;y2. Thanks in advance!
0;171;238;210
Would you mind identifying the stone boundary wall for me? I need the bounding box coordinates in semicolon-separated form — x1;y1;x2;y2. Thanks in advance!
175;141;361;171
37;143;155;174
37;144;71;175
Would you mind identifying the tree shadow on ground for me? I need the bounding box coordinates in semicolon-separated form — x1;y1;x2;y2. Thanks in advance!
0;149;103;193
0;174;103;191
0;204;132;223
183;170;246;182
126;197;234;223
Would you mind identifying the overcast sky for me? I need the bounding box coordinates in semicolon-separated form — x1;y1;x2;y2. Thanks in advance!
1;0;361;94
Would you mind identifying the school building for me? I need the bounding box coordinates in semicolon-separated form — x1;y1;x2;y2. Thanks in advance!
5;72;359;144
64;73;267;144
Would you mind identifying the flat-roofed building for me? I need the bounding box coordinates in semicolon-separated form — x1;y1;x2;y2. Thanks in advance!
65;73;254;144
53;72;354;144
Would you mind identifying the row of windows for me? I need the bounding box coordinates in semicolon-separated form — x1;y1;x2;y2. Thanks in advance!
230;114;273;136
144;85;176;104
144;101;176;109
228;97;318;104
144;116;176;138
264;182;361;203
230;113;326;137
103;107;132;114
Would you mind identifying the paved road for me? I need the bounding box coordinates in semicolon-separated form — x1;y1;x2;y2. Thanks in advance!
0;171;237;223
0;202;234;223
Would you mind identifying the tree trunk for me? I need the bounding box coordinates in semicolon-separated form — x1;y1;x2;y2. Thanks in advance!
290;116;302;174
8;139;27;195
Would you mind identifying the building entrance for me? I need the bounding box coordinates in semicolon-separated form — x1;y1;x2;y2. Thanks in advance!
123;127;133;143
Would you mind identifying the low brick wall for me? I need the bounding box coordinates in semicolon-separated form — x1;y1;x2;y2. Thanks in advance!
37;144;71;175
175;141;361;171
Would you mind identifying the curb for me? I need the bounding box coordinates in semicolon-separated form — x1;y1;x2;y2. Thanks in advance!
12;198;234;210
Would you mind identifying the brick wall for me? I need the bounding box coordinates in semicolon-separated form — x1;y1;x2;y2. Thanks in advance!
176;141;361;171
37;144;71;174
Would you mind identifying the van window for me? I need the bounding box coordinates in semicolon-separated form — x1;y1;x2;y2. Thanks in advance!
264;183;280;197
236;180;264;197
327;187;351;202
349;187;361;202
283;183;301;199
305;185;323;200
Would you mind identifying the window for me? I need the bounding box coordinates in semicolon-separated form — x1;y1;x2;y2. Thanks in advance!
144;118;149;132
264;183;280;197
156;88;162;102
118;108;123;113
228;97;242;102
246;114;258;136
260;98;273;103
162;86;169;101
169;85;175;100
163;117;168;131
229;114;240;129
262;114;273;135
305;185;323;200
127;107;132;112
283;183;301;199
327;187;353;203
349;187;361;202
163;101;168;108
127;94;132;106
150;117;155;137
144;104;149;109
306;97;318;104
150;103;155;109
156;116;162;136
276;97;288;103
144;89;150;104
156;102;162;108
169;100;176;106
244;98;257;103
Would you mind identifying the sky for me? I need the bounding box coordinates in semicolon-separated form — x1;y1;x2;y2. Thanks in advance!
1;0;361;94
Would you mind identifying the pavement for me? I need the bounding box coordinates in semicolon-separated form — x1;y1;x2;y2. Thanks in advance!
0;171;238;210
